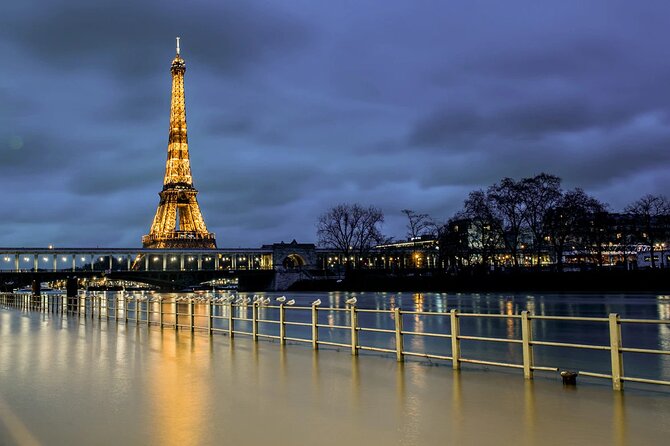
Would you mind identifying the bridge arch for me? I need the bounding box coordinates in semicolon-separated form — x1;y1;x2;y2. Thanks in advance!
282;254;306;269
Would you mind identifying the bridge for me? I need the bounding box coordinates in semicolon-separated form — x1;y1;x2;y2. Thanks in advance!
0;246;276;290
0;240;440;290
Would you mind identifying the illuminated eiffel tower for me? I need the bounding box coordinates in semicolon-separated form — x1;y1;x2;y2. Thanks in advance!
142;38;216;249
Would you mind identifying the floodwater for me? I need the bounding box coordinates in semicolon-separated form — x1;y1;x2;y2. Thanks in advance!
1;293;670;445
126;291;670;382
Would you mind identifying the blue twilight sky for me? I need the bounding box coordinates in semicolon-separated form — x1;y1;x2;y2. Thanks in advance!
1;0;670;248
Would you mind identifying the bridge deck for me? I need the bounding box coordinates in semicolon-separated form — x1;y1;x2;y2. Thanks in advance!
1;307;669;445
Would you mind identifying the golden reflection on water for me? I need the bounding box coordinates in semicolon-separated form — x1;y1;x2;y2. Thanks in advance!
350;355;361;410
1;308;670;446
148;330;210;446
613;391;627;446
523;380;537;446
505;299;517;358
412;293;424;311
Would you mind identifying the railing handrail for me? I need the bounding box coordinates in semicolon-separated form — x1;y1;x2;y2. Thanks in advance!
2;292;670;392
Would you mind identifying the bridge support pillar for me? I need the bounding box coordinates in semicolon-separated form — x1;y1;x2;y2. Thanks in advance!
31;280;42;309
14;254;19;272
66;277;78;312
32;280;41;296
71;255;76;272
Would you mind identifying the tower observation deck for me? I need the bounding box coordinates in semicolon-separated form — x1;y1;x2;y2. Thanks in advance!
143;38;216;249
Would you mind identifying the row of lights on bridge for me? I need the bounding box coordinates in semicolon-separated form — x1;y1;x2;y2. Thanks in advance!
3;255;262;263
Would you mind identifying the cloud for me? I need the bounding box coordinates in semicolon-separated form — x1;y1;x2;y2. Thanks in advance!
2;0;670;247
0;0;311;81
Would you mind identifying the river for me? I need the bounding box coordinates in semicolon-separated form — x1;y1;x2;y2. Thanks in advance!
1;292;669;445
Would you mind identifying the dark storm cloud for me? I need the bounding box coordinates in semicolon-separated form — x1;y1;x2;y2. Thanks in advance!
2;0;670;247
0;0;311;80
409;98;640;148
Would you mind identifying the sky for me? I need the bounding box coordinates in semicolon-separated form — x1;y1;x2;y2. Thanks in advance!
1;0;670;248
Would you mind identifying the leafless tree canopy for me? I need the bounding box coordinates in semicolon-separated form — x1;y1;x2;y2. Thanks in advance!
317;204;385;263
522;173;562;260
544;188;605;269
455;174;609;268
401;209;436;239
316;175;670;271
625;194;670;268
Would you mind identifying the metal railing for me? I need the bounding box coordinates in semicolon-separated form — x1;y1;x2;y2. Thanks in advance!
2;292;669;391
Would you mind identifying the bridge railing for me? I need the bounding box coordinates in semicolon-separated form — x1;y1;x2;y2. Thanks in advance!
1;292;669;392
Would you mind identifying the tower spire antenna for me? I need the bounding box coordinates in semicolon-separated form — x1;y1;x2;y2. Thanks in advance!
176;36;181;56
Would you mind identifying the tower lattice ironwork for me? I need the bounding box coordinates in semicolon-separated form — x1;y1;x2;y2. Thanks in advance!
142;38;216;249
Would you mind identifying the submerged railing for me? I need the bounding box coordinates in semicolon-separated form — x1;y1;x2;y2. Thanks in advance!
2;292;669;391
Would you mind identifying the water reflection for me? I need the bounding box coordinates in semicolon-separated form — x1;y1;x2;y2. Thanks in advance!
150;330;213;445
7;290;670;383
2;307;670;445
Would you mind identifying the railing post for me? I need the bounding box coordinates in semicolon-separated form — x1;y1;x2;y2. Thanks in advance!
311;305;318;350
521;311;534;379
124;297;128;324
159;298;163;329
279;303;286;345
189;298;195;332
228;303;234;338
98;294;102;321
350;305;358;356
450;309;460;369
609;313;624;391
208;300;213;335
394;307;404;362
175;299;179;329
114;295;118;322
252;302;258;341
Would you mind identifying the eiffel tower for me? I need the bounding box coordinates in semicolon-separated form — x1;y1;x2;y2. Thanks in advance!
142;38;216;249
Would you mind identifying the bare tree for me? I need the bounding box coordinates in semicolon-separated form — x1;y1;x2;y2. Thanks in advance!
401;209;436;240
624;194;670;268
459;190;503;268
487;178;527;267
544;188;606;271
521;173;562;266
317;204;386;268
